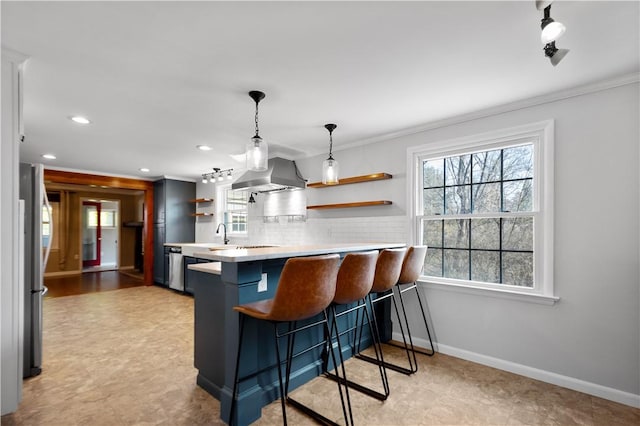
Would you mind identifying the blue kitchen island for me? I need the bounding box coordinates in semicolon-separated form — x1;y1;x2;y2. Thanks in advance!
188;243;404;425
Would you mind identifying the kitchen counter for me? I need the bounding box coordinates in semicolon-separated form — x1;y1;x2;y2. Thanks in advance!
187;262;221;275
164;242;228;257
193;242;404;262
190;242;404;425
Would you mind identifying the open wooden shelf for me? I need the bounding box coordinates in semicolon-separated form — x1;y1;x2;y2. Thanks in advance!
307;200;392;210
190;198;213;203
307;172;392;188
191;212;214;217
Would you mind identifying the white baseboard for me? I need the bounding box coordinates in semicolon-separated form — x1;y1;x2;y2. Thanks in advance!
392;332;640;409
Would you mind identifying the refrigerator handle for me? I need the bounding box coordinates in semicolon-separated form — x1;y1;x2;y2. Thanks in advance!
42;182;53;269
31;286;48;295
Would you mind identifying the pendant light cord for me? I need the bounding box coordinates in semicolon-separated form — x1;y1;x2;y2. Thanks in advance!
254;101;260;137
328;128;334;159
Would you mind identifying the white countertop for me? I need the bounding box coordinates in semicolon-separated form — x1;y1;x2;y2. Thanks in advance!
188;262;222;275
164;243;228;257
192;242;405;263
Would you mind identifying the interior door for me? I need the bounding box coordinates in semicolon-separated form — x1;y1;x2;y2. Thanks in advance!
82;201;101;267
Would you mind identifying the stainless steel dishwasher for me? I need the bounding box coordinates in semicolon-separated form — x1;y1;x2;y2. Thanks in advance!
168;246;184;291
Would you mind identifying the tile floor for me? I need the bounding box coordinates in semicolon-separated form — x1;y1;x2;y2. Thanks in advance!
2;285;639;425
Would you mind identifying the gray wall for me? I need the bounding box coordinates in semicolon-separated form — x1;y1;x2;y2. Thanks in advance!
193;80;639;404
292;81;639;402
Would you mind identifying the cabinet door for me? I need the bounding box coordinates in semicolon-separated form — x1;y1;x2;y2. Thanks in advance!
153;180;165;224
153;224;165;284
183;256;197;295
165;180;196;243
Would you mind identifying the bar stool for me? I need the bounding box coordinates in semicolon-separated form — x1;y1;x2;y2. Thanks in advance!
324;250;390;403
229;254;349;426
390;246;435;357
356;247;420;375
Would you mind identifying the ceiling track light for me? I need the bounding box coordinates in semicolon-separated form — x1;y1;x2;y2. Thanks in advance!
201;167;234;184
540;5;566;44
248;192;257;204
246;90;268;172
537;2;569;66
544;41;570;67
322;123;339;185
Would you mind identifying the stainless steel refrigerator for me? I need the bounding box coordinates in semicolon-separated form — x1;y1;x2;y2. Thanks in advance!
19;162;52;378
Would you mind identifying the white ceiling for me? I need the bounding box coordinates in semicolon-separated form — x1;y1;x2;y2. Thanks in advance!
2;1;638;181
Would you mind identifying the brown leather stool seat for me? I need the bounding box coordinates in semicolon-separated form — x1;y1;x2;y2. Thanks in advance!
324;251;389;408
229;254;349;426
356;247;421;375
389;246;435;359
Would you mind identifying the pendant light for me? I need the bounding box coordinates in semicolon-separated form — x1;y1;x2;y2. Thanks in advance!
322;123;339;185
246;90;268;171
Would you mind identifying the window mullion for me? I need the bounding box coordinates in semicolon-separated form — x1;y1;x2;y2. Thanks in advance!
440;218;444;277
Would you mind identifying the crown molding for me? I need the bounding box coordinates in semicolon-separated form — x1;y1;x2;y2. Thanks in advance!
300;72;640;159
43;165;156;181
1;46;29;64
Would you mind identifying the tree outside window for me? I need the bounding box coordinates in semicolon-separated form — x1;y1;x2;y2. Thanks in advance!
422;144;534;287
411;121;554;298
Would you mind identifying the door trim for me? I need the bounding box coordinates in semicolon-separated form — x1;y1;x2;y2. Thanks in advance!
43;169;154;285
82;201;101;267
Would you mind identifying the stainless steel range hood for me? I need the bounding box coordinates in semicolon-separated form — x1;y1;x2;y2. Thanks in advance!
231;157;306;191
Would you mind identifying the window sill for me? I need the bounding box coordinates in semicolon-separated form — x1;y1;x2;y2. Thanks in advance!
420;279;560;305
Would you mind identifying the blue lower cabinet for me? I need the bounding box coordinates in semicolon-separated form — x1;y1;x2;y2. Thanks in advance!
192;256;382;426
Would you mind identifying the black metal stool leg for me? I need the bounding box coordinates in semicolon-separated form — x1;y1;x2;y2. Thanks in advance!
362;300;390;397
324;300;390;401
272;323;288;426
329;308;354;426
356;291;418;375
393;286;420;371
284;322;297;396
285;311;351;426
387;283;435;356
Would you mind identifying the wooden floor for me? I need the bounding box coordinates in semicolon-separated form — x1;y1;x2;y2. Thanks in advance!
44;270;146;298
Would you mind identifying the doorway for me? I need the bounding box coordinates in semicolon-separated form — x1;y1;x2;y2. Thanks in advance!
82;199;120;272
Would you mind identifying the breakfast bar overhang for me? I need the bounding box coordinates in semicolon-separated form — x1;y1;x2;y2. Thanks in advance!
189;243;405;425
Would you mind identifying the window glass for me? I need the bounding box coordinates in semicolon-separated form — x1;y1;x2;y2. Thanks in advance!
503;145;533;180
224;189;248;234
418;142;536;289
445;154;471;186
472;149;501;183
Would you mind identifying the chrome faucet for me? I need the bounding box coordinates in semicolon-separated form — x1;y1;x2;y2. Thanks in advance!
216;223;229;245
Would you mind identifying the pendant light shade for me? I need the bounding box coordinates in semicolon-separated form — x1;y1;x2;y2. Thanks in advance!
322;124;339;185
246;90;268;171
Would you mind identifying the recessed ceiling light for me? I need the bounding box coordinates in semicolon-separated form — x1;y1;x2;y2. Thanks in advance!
70;116;91;124
139;168;150;173
42;154;56;160
196;145;212;151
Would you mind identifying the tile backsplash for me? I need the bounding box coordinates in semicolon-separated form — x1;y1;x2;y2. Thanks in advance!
246;215;409;246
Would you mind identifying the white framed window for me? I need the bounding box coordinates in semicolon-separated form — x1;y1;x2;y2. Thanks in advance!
407;120;556;304
87;209;116;228
218;186;248;235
